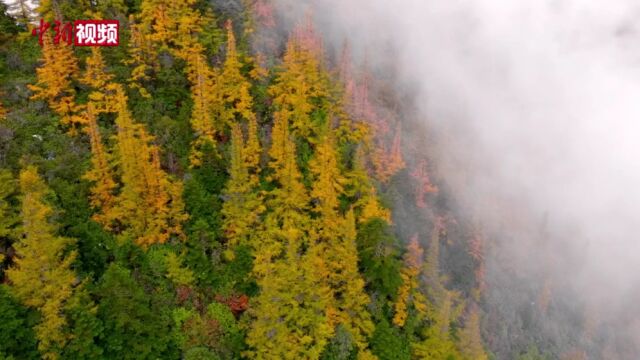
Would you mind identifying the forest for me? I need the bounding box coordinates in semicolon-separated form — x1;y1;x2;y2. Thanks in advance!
0;0;622;359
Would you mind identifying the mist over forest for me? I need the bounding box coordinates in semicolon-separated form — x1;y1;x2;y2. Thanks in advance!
0;0;638;359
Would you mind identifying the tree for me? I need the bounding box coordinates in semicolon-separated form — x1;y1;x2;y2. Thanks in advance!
269;27;330;142
356;218;402;305
82;104;117;226
309;133;375;357
98;87;188;248
468;229;487;300
185;49;218;166
370;318;411;360
393;234;427;328
95;263;175;359
28;33;83;131
245;112;332;359
62;288;104;360
126;14;155;98
137;0;203;51
0;169;17;257
0;285;38;359
221;123;263;248
76;47;120;227
344;148;390;224
6;166;78;360
371;122;404;184
410;159;437;209
214;21;256;130
411;219;463;360
79;47;116;113
457;304;488;360
164;250;195;287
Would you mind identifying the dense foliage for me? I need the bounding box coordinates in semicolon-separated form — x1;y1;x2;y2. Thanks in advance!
0;1;494;359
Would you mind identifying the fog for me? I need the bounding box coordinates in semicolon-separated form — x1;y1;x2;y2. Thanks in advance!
273;0;640;356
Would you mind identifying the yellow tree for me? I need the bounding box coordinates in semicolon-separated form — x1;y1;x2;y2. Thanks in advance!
127;0;200;92
80;47;117;113
371;122;405;184
308;133;375;357
412;219;463;359
457;304;488;360
150;1;220;166
184;49;217;166
244;115;261;181
213;21;256;130
28;33;83;130
105;87;188;248
221;123;263;248
6;166;77;360
393;234;428;328
245;113;332;359
138;0;202;51
126;15;155;98
164;250;195;287
269;31;330;141
129;0;206;96
82;104;117;225
345;147;390;224
79;48;118;223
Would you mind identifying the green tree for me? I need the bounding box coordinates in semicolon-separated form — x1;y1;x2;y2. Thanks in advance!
370;319;411;360
0;285;38;359
356;218;403;308
95;263;176;359
0;169;17;271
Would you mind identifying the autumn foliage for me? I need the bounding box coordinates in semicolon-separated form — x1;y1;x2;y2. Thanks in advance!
0;3;506;360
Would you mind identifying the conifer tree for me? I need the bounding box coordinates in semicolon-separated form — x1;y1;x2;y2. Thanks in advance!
138;0;202;51
244;115;262;181
308;134;375;357
106;87;188;248
468;229;487;300
80;47;116;113
393;234;428;328
78;48;119;228
214;21;256;130
28;32;83;130
346;147;390;224
371;122;405;184
246;113;332;359
6;166;77;360
269;30;330;141
0;169;16;243
410;159;438;209
164;251;195;287
221;123;263;248
126;15;155;98
412;219;462;359
127;0;206;95
82;105;117;226
185;50;217;166
131;0;205;94
458;304;488;360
